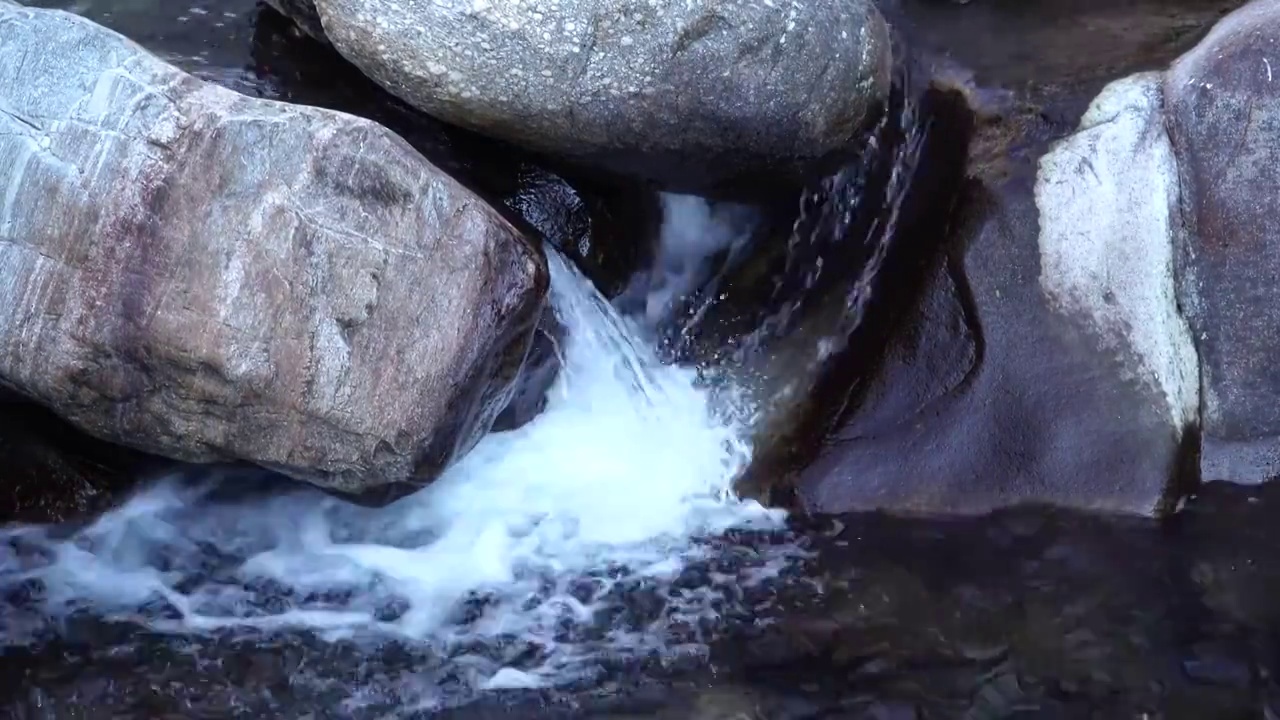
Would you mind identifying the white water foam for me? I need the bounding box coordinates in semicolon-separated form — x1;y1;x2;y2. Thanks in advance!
621;193;759;329
0;250;792;704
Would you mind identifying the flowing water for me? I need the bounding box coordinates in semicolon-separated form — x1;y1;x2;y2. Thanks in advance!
616;194;760;330
1;4;829;712
0;250;808;710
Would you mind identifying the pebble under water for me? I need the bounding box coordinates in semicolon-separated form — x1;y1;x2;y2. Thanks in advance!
8;3;1280;720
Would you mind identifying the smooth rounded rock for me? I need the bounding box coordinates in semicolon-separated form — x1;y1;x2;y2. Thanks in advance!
1035;72;1199;438
1165;0;1280;485
791;0;1229;516
265;0;893;193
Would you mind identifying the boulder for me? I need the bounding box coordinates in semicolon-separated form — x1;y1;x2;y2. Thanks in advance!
248;9;658;295
797;147;1195;516
0;3;546;503
790;0;1230;515
1164;0;1280;485
1036;73;1199;444
263;0;892;194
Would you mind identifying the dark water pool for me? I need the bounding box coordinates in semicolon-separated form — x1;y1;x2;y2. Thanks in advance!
5;1;1280;718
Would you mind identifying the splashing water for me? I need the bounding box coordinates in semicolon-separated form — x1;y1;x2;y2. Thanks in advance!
618;193;760;330
0;251;794;707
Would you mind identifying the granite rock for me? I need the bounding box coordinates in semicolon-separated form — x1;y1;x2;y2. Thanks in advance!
0;2;546;502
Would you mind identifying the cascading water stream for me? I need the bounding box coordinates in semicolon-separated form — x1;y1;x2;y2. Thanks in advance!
0;250;797;710
1;53;929;714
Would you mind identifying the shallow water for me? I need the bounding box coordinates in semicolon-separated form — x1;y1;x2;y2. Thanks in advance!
24;0;261;85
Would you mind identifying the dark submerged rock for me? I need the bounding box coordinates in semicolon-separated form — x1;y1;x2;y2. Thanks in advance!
713;495;1280;718
1178;481;1280;634
1165;0;1280;486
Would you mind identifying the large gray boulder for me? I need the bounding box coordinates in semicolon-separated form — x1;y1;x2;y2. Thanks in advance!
1165;0;1280;485
0;3;546;502
265;0;892;193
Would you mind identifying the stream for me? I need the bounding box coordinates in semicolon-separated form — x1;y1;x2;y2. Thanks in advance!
4;1;1280;719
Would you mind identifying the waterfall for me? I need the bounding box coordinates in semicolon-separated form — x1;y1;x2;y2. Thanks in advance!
0;250;795;709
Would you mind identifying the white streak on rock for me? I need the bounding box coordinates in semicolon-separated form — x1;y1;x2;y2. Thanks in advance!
1036;72;1200;431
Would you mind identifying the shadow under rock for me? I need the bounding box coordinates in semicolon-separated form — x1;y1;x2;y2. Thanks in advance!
0;400;162;525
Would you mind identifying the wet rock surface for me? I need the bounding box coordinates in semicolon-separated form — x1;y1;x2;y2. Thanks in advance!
7;481;1280;717
265;0;894;194
0;2;545;501
793;0;1243;516
1165;0;1280;485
